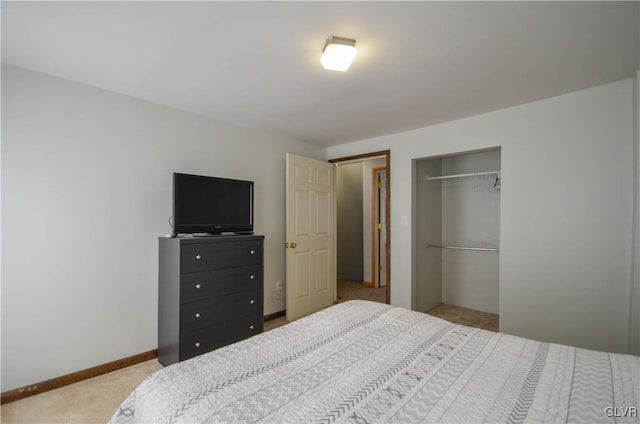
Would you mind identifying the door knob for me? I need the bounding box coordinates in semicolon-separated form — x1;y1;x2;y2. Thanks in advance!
288;242;297;248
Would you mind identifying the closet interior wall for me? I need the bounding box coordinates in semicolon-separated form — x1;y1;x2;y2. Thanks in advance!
414;149;501;315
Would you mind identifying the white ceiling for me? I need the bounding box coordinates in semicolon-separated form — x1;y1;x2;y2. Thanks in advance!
2;1;638;146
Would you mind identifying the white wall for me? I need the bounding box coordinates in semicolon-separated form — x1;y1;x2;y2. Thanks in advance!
631;70;640;355
336;162;364;282
328;79;636;353
413;158;442;312
1;65;324;391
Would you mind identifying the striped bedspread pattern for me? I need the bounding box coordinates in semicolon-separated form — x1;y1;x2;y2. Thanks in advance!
111;300;639;423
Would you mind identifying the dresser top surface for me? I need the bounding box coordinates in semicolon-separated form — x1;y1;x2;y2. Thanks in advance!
160;234;264;245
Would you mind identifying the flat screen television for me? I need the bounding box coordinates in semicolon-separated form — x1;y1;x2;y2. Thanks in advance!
173;173;254;235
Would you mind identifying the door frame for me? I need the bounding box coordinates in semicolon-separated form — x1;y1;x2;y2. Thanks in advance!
371;166;387;289
329;150;391;304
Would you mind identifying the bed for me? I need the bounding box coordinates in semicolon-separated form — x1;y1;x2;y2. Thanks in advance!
110;300;639;423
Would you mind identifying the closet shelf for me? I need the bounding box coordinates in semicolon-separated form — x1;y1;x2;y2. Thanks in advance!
426;170;499;181
426;242;499;252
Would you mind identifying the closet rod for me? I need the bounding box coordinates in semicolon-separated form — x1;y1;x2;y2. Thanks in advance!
426;242;499;252
426;170;499;181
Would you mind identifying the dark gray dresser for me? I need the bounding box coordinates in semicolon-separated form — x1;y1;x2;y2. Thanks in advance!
158;235;264;366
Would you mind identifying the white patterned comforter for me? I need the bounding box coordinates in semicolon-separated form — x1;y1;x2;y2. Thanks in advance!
111;300;639;424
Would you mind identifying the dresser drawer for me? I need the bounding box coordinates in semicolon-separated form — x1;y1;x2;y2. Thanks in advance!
180;291;262;331
179;314;263;361
181;240;262;273
159;235;264;366
181;265;262;303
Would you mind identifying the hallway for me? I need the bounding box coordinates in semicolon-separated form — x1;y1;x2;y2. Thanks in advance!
336;279;386;304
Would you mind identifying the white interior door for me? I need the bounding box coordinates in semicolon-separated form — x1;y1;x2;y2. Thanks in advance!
285;154;335;321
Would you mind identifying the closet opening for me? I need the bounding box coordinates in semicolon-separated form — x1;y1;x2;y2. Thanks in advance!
413;148;501;331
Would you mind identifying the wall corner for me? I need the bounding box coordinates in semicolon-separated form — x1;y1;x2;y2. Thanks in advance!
629;70;640;355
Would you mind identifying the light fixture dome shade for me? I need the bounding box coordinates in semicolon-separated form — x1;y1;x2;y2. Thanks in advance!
321;36;357;72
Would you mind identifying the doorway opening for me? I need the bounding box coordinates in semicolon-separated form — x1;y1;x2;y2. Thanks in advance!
330;150;391;305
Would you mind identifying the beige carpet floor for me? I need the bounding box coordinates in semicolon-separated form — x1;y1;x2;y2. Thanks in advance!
336;279;387;304
427;303;499;332
1;360;163;423
1;296;495;423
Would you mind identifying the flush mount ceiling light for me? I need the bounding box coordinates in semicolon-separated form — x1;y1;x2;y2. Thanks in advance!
321;36;357;72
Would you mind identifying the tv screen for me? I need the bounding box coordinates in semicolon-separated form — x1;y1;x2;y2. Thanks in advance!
173;173;254;235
